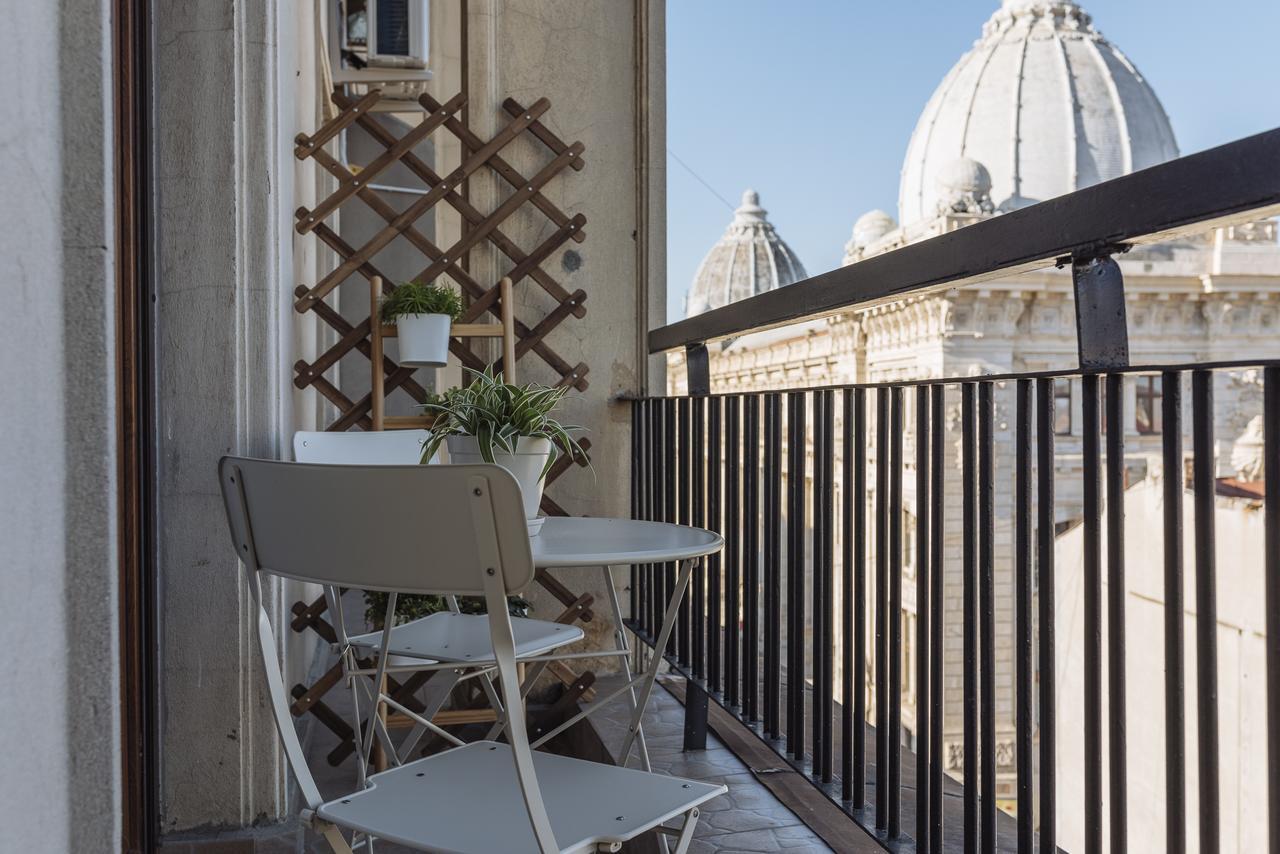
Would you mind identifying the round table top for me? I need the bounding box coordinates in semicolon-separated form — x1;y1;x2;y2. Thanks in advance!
530;517;723;567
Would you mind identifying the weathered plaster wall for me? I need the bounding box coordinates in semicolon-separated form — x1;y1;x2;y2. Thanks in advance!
464;0;667;654
0;0;120;850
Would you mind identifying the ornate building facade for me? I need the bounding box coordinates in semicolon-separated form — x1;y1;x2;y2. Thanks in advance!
672;0;1280;826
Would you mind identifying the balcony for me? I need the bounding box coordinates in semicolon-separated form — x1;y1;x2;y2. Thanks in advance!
10;2;1280;849
625;129;1280;853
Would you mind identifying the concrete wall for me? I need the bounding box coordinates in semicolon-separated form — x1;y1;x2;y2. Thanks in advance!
1054;479;1271;852
0;0;120;850
463;0;666;652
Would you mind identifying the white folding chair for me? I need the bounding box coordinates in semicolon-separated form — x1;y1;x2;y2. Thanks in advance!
292;430;585;772
219;457;723;853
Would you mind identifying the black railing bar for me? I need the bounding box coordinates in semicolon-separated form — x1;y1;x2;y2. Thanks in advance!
852;387;869;808
819;390;836;784
928;384;945;854
649;128;1280;354
708;396;723;695
888;387;904;838
915;383;932;853
624;358;1280;403
875;387;890;829
1035;378;1057;854
677;397;691;666
764;394;782;739
664;398;678;659
692;396;706;680
978;382;996;853
1192;370;1221;854
725;395;741;709
1105;374;1129;854
1263;366;1280;854
1082;375;1104;852
744;395;761;723
1161;371;1186;854
1014;379;1034;853
961;383;978;853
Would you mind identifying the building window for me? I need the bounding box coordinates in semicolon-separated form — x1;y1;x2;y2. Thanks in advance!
1054;379;1072;435
1135;376;1163;435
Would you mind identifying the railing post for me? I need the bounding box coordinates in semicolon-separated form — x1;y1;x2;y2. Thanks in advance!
1070;249;1130;370
683;342;711;751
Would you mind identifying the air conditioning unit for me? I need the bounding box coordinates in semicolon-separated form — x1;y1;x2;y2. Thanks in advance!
330;0;432;84
367;0;430;69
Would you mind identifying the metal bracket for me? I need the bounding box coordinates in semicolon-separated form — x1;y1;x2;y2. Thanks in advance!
683;680;710;751
684;342;710;397
1059;244;1131;371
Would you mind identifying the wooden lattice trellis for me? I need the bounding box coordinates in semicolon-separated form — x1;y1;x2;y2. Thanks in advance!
287;88;597;762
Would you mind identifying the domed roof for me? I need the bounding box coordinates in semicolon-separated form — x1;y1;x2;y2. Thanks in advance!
898;0;1178;226
686;190;807;317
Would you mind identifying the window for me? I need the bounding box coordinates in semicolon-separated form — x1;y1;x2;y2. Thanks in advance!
1054;379;1072;435
1135;376;1163;435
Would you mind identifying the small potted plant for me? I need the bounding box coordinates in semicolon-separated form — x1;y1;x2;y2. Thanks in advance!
380;280;463;367
421;366;589;534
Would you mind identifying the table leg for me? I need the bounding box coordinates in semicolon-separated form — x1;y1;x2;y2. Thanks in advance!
602;565;653;771
618;557;697;766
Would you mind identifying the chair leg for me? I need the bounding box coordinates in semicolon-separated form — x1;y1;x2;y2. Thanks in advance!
671;808;701;854
397;668;464;759
317;821;356;854
602;565;653;771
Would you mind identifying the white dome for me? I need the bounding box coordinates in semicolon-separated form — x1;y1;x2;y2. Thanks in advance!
686;190;807;317
898;0;1178;226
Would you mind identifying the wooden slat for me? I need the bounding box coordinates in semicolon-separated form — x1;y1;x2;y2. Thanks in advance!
295;98;552;311
457;217;585;322
406;141;584;287
515;289;587;359
301;368;373;431
296;285;429;401
502;97;586;171
304;147;584;389
293;89;382;158
297;93;465;234
382;415;434;430
451;323;505;338
334;92;587;316
427;92;587;241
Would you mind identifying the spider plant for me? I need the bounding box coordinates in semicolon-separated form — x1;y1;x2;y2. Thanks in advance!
419;366;589;479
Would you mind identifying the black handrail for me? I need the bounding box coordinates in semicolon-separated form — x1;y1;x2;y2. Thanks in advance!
649;127;1280;354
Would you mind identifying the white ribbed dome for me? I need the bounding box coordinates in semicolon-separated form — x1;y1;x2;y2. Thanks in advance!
686;190;807;317
898;0;1179;226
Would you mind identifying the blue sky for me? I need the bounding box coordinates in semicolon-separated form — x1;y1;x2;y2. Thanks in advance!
665;0;1280;322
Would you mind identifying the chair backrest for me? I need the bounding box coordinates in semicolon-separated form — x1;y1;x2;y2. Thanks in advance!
220;456;557;848
219;457;534;595
292;429;433;465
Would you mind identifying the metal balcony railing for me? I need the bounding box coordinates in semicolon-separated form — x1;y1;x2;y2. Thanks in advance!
628;128;1280;853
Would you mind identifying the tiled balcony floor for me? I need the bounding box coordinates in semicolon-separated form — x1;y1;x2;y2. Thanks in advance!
590;675;834;854
162;651;831;852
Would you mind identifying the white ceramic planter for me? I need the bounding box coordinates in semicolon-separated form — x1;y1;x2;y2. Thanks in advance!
445;435;551;528
395;313;451;367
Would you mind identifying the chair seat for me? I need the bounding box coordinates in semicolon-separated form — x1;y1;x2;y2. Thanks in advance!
316;741;725;853
348;612;583;663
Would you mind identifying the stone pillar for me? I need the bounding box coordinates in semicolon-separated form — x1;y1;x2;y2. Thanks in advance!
152;0;307;832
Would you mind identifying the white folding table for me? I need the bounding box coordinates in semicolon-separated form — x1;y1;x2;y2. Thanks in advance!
522;517;723;771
